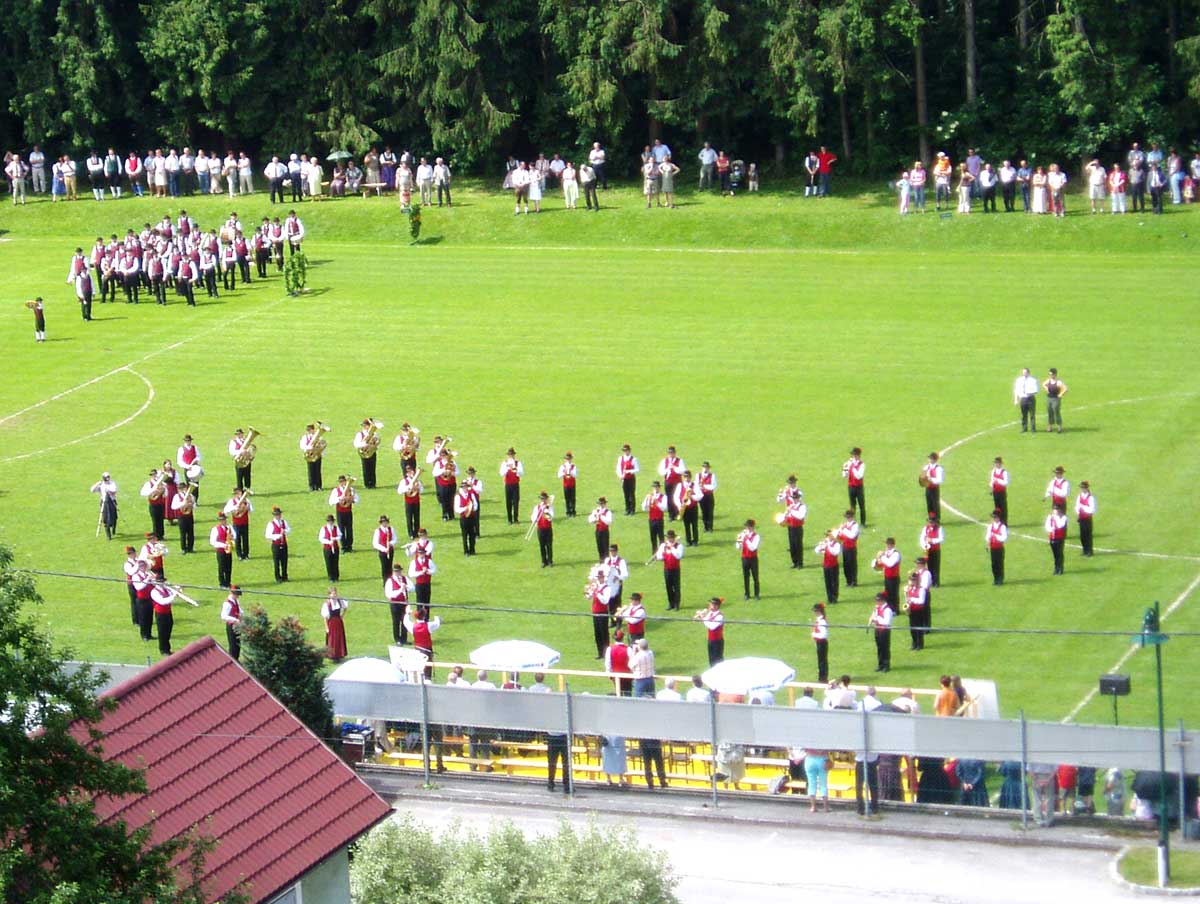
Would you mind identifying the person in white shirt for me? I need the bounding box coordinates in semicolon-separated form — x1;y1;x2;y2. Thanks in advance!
416;157;434;205
511;161;530;214
561;161;578;209
697;142;717;189
578;161;598;210
998;159;1017;211
656;678;683;702
1013;367;1039;432
238;152;253;194
794;687;820;710
528;672;552;693
588;141;607;189
433;157;452;207
685;675;711;703
29;145;45;193
891;688;922;714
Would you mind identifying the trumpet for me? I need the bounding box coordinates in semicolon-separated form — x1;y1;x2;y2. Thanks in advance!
871;552;885;571
170;584;201;607
235;427;262;466
842;461;851;478
147;541;168;558
358;419;383;459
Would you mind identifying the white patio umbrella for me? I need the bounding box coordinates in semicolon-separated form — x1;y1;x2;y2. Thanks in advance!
327;657;407;684
701;657;795;696
469;640;561;672
387;645;431;675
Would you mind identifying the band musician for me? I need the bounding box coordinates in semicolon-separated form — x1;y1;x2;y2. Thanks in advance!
265;505;290;582
354;418;382;489
329;475;360;552
224;488;253;560
617;444;639;516
300;423;327;491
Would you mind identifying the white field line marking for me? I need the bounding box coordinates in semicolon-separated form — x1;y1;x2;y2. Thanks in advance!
1061;569;1200;723
0;368;155;464
0;298;285;428
938;395;1200;563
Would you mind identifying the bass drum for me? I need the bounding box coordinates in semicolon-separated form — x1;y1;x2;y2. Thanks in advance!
186;464;205;481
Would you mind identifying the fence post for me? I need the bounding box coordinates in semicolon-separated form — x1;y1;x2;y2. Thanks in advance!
565;682;575;798
1019;709;1029;830
420;678;431;787
861;705;872;815
1178;720;1189;844
709;694;719;807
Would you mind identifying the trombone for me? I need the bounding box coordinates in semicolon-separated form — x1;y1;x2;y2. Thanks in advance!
170;584;201;607
524;494;554;541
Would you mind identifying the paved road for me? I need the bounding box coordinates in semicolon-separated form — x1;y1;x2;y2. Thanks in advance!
396;798;1143;904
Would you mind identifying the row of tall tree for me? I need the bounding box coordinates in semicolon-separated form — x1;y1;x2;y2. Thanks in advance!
2;0;1199;175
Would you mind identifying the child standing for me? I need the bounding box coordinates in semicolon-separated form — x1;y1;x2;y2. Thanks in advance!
26;296;46;343
897;171;911;215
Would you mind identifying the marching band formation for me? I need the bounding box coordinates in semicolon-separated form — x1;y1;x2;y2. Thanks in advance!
99;416;1100;679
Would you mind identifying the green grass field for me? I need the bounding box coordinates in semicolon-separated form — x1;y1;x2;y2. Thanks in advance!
2;179;1198;727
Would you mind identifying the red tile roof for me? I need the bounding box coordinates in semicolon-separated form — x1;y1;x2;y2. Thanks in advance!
77;636;391;903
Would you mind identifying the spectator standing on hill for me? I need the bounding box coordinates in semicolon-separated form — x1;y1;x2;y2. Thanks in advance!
579;160;598;210
978;163;997;211
588;141;607;189
909;161;927;211
1128;159;1146;212
803;150;819;197
1107;163;1127;213
561;161;578;208
380;147;397;192
933;152;952;209
434;157;452;207
641;155;658;208
698;141;717;189
816;146;837;196
956;163;973;213
1148;163;1166;214
998;159;1017;211
659;155;680;208
965;148;982;197
28;145;45;193
896;170;911;214
416;157;433;205
1047;163;1067;217
1016;159;1032;211
716;150;731;195
1085;158;1106;213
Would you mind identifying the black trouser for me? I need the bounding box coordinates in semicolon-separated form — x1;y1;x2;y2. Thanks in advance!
177;515;194;553
884;576;899;612
787;525;804;567
337;510;354;551
149;503;165;540
546;734;571;791
405;501;420;538
273;244;284;270
236;464;252;490
504;484;520;523
378;549;394;578
874;629;891;671
202;269;217;297
123;274;139;304
102;274;118;302
823;565;839;603
641;739;667;788
290;175;302;201
390;602;408;643
79;295;93;321
1131;183;1146;211
594;528;609;563
1019;396;1036;430
926;547;940;586
742;557;760;599
664;568;680;609
460;518;475;554
593;613;609;658
128;583;138;624
179;279;196;307
324;547;340;581
856;760;880;814
982;186;996;211
682;507;699;545
843;546;858;586
909;605;929;650
1079;518;1093;555
151;275;166;305
537;526;553;565
563;484;575;516
237;255;251;283
360;454;376;489
664;482;680;519
815;639;828;683
226;623;241;660
993;490;1008;524
707;638;724;666
1150;186;1164;213
436;482;455;519
848;484;865;525
1050;539;1065;574
990;546;1005;584
437;183;451;205
622;476;636;514
415;581;431;606
216;551;232;588
289;241;301;256
137;596;154;640
222;263;236;290
256;249;269;278
594;163;607;189
648;519;664;554
156;610;173;655
924;487;940;519
270;178;284;203
700;494;714;531
1002;182;1016;211
272;543;289;581
307;459;322;491
234;523;249;559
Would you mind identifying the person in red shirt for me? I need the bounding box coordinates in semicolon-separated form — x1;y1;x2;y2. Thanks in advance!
817;146;838;196
605;629;632;696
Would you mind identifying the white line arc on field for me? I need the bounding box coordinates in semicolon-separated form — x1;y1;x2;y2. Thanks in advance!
0;298;286;430
1061;569;1200;723
0;368;155;464
937;395;1200;563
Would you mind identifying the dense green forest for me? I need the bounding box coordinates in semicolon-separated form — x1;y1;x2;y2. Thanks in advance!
3;0;1199;175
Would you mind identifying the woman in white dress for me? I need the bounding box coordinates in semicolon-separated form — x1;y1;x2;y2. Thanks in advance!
659;154;680;208
396;162;413;209
956;163;974;213
1030;166;1048;214
308;158;323;198
527;163;543;213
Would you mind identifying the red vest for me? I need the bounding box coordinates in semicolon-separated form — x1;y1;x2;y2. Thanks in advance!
608;644;631;674
413;620;432;650
822;545;839;568
226;596;241;619
741;533;758;559
662;546;681;570
648;494;665;521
